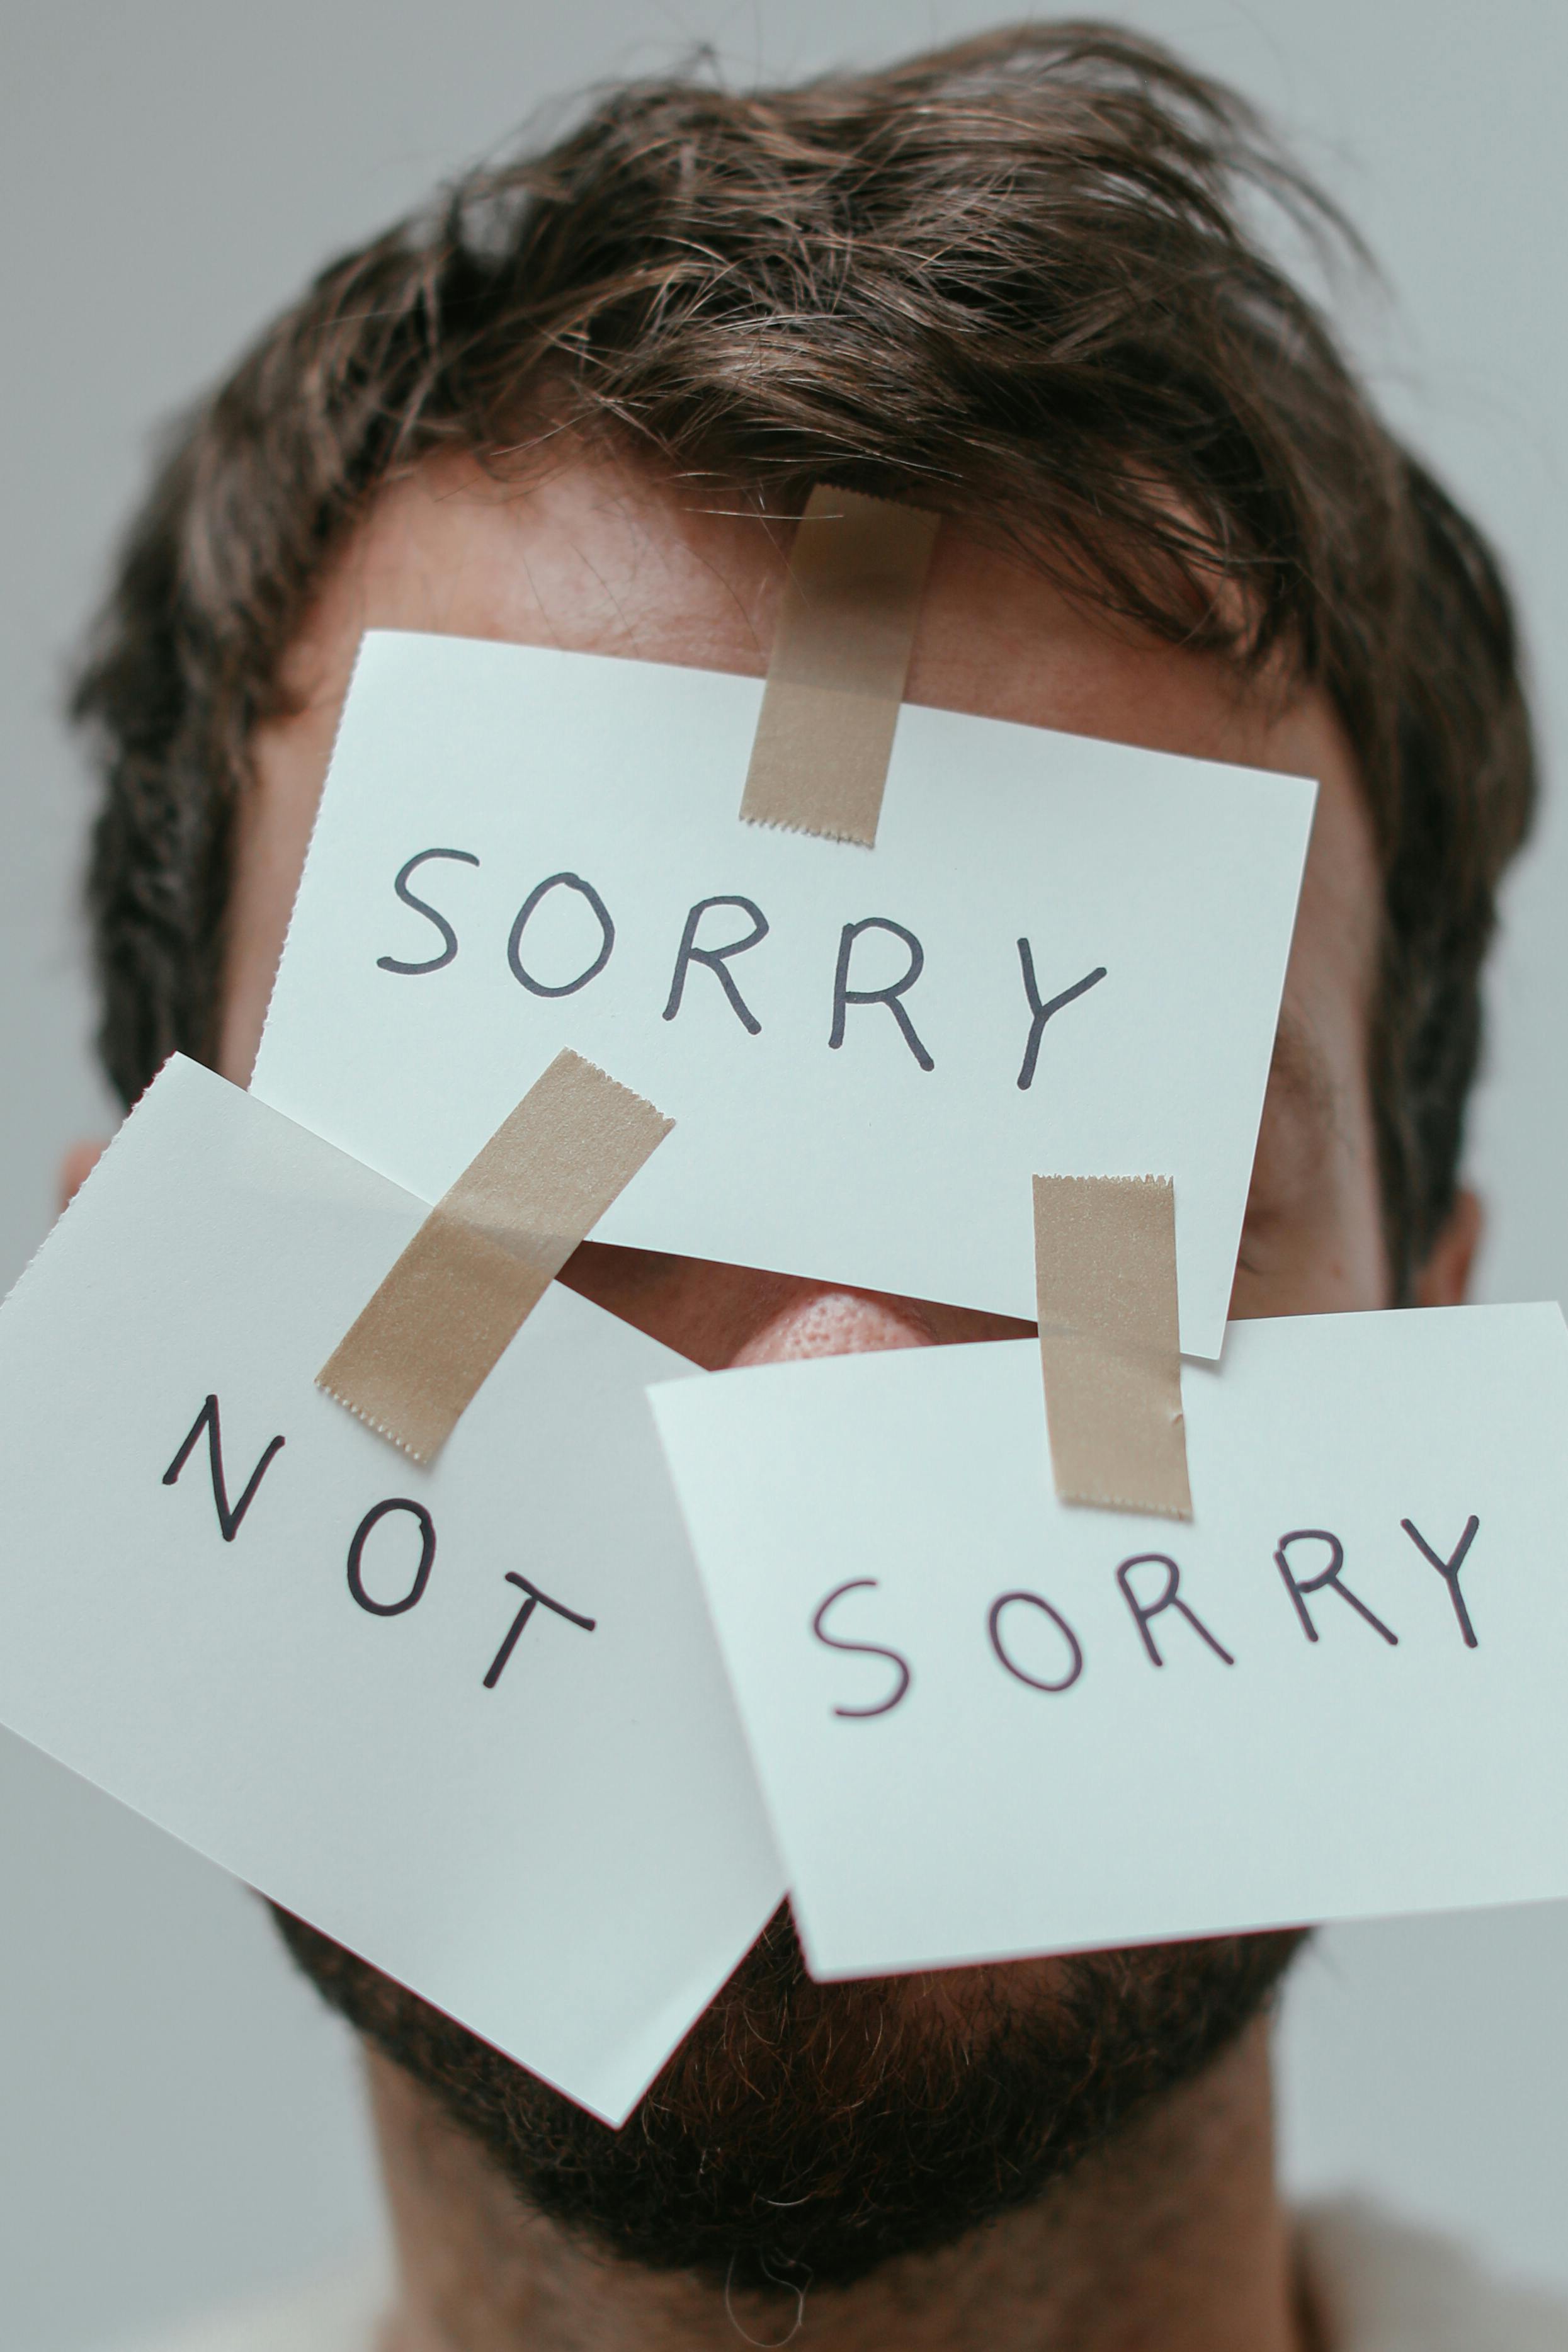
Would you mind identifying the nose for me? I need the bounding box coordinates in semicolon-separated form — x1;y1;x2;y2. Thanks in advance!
560;1239;1034;1370
730;1286;938;1366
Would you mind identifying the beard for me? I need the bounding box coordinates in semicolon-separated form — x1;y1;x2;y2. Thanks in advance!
271;1901;1304;2292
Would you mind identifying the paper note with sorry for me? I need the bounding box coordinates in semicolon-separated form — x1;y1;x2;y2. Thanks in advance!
0;1059;782;2124
253;632;1315;1358
650;1307;1568;1980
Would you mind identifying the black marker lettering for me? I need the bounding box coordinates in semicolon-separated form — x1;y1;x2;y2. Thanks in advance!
376;848;480;975
1273;1528;1397;1646
346;1499;436;1618
662;895;770;1034
507;872;615;997
987;1589;1084;1693
1115;1552;1235;1667
829;918;934;1071
1400;1514;1482;1649
162;1395;285;1543
484;1571;597;1690
811;1579;912;1719
1015;943;1107;1091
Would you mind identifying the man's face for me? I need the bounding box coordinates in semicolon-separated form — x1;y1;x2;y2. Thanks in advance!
220;452;1461;2287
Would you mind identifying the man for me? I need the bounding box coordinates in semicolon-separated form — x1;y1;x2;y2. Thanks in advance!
64;23;1562;2349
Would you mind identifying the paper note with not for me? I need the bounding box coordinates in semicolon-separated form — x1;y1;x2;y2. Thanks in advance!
649;1308;1568;1980
0;1058;782;2125
253;632;1315;1358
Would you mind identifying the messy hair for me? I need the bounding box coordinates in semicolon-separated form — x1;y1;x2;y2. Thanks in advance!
71;21;1534;1288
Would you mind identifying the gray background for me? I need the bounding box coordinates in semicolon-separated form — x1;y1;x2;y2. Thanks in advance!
3;3;1567;2345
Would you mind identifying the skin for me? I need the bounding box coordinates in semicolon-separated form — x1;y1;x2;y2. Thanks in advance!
64;448;1480;2351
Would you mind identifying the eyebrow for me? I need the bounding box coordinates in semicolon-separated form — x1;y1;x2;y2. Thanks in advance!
1267;1010;1339;1133
1246;1008;1347;1211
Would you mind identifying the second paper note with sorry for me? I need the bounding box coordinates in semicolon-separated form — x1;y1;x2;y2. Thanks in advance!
651;1310;1568;1979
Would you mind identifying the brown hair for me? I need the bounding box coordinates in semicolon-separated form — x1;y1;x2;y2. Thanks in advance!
71;21;1535;1289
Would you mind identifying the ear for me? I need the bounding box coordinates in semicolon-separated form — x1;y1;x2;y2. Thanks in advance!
58;1140;106;1211
1413;1185;1483;1307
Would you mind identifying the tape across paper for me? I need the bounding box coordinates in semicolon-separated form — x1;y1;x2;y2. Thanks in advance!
318;1049;673;1462
740;486;940;845
1033;1174;1192;1520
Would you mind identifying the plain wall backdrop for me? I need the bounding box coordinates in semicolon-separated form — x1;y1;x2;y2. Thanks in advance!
4;4;1567;2346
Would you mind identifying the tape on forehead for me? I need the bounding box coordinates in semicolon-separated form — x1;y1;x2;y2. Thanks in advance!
741;486;940;847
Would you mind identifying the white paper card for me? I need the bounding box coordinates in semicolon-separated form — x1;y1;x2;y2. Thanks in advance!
650;1307;1568;1979
254;632;1315;1358
0;1058;782;2124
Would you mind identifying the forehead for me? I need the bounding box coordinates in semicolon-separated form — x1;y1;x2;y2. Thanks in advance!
234;450;1382;1086
281;451;1342;756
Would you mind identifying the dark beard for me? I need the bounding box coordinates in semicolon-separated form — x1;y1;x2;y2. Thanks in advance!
272;1902;1304;2291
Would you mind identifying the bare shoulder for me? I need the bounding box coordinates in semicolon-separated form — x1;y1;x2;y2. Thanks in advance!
99;2254;390;2352
1301;2200;1568;2350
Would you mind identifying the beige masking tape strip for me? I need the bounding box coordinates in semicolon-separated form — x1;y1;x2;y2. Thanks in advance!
1033;1174;1192;1521
318;1050;673;1464
740;486;940;846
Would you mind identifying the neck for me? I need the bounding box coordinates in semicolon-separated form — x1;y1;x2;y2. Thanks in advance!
369;2022;1310;2352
